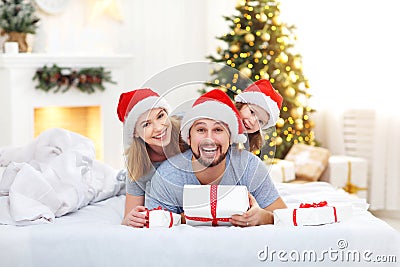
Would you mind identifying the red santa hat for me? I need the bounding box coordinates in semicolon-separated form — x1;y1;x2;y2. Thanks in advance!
181;89;247;144
235;79;283;129
117;88;170;149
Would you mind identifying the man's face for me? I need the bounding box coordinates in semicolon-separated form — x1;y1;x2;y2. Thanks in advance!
188;118;231;167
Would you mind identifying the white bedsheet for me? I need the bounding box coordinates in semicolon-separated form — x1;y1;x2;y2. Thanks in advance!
1;182;399;267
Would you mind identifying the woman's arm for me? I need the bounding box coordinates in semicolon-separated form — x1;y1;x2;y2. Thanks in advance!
122;194;147;227
124;193;144;217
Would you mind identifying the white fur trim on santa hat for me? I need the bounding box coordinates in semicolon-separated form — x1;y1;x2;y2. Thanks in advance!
235;91;279;129
123;96;170;149
180;101;247;145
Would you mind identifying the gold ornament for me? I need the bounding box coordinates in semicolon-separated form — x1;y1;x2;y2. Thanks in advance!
276;118;285;128
261;72;269;79
259;13;268;22
289;71;298;82
244;33;255;43
253;50;262;59
295;119;304;130
234;27;247;35
275;136;283;146
290;107;304;119
240;67;252;78
272;16;281;25
278;52;288;63
296;94;307;106
230;44;240;53
236;0;246;8
261;33;270;41
216;46;222;53
285;87;296;98
293;58;302;69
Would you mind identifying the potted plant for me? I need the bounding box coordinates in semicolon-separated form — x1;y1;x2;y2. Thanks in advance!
0;0;40;52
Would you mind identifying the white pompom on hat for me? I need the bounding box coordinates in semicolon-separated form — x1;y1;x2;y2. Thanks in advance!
235;79;283;129
117;88;170;149
181;89;247;144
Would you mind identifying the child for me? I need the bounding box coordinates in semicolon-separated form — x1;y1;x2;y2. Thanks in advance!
235;79;283;152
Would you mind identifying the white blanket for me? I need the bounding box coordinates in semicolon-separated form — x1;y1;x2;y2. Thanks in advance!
0;128;125;225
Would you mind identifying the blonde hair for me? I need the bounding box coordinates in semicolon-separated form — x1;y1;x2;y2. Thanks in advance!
125;115;182;181
235;102;264;152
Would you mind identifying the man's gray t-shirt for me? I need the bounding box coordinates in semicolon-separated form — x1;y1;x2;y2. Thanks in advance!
147;148;280;214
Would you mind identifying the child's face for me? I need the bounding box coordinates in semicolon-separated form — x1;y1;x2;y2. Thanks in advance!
239;104;269;133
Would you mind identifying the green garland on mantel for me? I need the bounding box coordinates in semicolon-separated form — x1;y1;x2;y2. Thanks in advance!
32;64;117;94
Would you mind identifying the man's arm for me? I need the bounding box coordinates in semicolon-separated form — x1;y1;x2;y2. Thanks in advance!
230;194;286;226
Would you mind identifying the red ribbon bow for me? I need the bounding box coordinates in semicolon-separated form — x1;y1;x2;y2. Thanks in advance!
145;206;174;228
185;185;230;226
299;201;328;208
293;201;337;226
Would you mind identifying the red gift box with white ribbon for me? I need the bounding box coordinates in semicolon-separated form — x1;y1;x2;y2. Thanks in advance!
140;206;181;228
183;185;249;226
273;201;353;226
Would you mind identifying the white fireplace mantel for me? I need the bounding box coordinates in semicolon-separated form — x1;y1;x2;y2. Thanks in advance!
0;53;133;169
0;53;133;68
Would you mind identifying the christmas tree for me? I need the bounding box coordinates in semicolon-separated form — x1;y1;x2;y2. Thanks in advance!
206;0;317;159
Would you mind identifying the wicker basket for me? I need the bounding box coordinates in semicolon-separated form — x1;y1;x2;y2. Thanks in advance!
5;32;28;52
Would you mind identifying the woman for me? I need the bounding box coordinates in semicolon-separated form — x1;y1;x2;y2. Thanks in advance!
235;79;283;152
117;88;182;227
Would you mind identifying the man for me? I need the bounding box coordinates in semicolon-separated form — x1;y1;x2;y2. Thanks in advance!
147;89;286;226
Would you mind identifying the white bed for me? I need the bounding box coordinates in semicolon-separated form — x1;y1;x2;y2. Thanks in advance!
1;182;399;267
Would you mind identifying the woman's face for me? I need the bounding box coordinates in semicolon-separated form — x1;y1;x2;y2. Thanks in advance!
239;104;269;133
134;108;172;149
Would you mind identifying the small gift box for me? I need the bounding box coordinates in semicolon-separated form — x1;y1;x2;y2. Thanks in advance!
320;155;368;199
264;159;295;183
284;144;330;182
273;201;352;226
183;185;249;226
140;207;181;228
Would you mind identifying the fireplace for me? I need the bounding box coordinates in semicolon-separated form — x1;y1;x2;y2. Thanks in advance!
0;54;133;169
34;106;102;159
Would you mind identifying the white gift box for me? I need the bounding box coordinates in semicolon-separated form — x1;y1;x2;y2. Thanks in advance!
274;203;353;226
320;155;368;199
183;185;249;226
140;208;181;228
264;159;295;183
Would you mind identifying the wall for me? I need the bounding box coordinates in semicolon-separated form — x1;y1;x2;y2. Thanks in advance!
31;0;233;105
